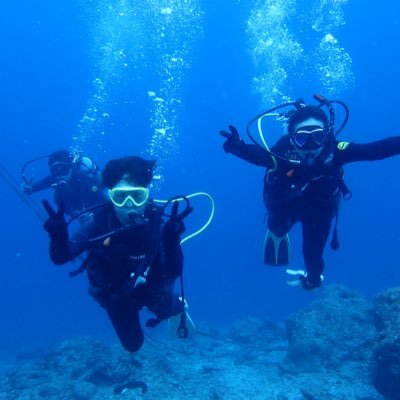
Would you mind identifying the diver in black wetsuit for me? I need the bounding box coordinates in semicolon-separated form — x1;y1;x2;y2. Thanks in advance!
221;97;400;290
22;150;105;218
42;156;192;352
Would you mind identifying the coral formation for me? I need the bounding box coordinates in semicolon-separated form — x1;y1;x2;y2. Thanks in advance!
1;285;398;399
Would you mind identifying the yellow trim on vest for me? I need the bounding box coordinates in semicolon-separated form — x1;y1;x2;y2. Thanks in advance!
337;141;349;150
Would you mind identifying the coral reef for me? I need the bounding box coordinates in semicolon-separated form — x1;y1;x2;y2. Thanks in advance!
285;285;376;376
372;288;400;400
1;284;399;399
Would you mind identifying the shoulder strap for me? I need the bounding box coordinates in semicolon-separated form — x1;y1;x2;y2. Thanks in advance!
132;204;164;280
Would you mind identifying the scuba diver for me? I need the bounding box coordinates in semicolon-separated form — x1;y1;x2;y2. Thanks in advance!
220;95;400;290
42;155;195;352
22;149;105;218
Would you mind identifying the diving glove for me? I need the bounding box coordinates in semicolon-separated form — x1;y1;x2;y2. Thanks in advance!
163;201;193;243
220;125;243;153
21;182;34;195
286;269;323;291
42;200;68;243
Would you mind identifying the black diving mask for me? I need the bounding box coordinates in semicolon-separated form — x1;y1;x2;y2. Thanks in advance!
293;126;327;149
50;162;72;177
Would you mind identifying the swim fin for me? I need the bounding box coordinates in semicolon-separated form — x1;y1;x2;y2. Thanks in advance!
263;230;290;266
286;269;324;291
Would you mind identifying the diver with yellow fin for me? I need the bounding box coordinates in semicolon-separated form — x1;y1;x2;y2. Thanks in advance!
42;155;214;351
221;94;400;290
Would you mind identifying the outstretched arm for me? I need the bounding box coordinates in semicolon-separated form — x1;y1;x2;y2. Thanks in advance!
220;125;274;168
337;137;400;164
42;200;90;265
23;175;55;195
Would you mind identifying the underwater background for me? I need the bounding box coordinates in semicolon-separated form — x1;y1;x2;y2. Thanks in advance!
0;0;400;378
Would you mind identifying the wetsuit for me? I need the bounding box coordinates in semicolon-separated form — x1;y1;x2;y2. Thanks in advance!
226;134;400;285
27;157;105;217
49;203;184;352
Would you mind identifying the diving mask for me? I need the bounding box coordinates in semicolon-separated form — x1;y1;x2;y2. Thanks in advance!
293;126;327;149
108;186;150;208
50;162;73;177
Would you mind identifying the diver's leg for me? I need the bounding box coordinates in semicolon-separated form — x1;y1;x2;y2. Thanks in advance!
145;280;183;323
143;279;196;338
105;298;143;352
301;202;333;287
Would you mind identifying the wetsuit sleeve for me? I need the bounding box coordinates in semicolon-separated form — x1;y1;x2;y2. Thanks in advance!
227;142;275;168
28;176;56;194
162;236;184;279
49;223;92;265
337;137;400;164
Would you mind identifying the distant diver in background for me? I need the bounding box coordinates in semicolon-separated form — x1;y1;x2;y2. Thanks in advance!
22;150;105;218
220;94;400;290
42;155;194;352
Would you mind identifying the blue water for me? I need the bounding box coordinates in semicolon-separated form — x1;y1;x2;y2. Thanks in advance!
1;0;400;350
